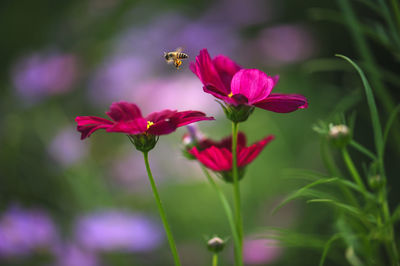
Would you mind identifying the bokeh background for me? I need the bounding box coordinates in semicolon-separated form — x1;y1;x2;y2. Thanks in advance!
1;0;399;265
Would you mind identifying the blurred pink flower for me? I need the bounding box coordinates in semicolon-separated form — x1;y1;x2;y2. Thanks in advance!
12;52;79;103
0;206;58;257
75;210;163;252
48;127;88;167
243;238;282;265
258;24;316;65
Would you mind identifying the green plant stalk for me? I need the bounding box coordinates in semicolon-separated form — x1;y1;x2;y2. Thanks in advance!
231;121;243;252
391;0;400;33
379;187;400;266
143;151;181;266
320;140;358;207
212;253;218;266
341;147;366;191
201;166;243;266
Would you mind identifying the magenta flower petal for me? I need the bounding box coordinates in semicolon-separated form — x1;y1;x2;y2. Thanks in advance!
190;49;229;95
175;111;215;127
191;146;232;171
76;116;114;140
76;102;213;139
147;110;214;135
212;55;242;90
254;93;308;113
106;118;148;134
238;135;274;167
190;133;273;173
106;102;143;122
147;120;177;135
231;69;275;104
199;132;247;150
145;110;177;123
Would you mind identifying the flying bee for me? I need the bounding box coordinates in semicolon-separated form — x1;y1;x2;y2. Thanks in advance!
164;47;188;69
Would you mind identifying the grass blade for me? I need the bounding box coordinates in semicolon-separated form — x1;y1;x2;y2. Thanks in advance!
383;104;400;151
336;55;384;159
272;178;339;214
307;199;364;217
319;233;343;266
349;140;377;160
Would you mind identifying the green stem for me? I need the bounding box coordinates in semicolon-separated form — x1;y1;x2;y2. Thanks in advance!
341;147;366;191
212;253;218;266
380;188;400;266
391;0;400;34
231;122;243;252
201;166;243;266
143;152;181;266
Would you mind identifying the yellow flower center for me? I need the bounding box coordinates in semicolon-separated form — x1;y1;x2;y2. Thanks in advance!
147;121;154;129
228;92;233;98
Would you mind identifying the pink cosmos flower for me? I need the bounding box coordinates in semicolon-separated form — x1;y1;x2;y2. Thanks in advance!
190;49;308;113
76;101;214;140
189;132;274;181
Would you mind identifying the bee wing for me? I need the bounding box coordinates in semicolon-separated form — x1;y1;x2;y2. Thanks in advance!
175;47;184;53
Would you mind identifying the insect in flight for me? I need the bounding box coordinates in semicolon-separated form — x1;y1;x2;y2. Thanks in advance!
164;47;189;69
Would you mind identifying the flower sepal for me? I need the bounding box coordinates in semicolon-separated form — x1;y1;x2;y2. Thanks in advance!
217;101;255;123
129;134;159;153
220;167;246;183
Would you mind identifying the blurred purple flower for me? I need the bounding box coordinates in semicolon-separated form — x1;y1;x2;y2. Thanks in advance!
131;75;221;115
12;52;79;103
48;127;88;167
75;210;163;252
110;151;158;193
55;244;99;266
243;238;282;265
205;0;274;27
257;24;316;65
0;206;58;257
88;55;151;105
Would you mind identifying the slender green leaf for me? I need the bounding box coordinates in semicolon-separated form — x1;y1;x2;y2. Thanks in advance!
319;233;343;266
272;178;338;214
261;227;325;249
307;199;364;217
383;104;400;150
377;0;400;46
336;55;384;158
349;140;377;160
354;0;382;15
391;203;400;223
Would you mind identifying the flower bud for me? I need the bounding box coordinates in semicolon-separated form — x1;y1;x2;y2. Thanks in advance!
129;134;158;152
207;236;225;253
368;175;386;190
328;124;351;148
